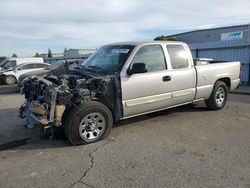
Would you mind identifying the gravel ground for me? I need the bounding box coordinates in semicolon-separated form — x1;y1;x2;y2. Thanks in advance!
0;93;250;188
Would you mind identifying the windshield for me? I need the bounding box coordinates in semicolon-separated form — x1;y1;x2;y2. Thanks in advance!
0;61;5;67
83;45;135;73
0;60;17;69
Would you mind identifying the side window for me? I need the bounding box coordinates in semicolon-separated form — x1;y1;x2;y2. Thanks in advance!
35;64;48;68
167;45;189;69
20;64;36;70
131;45;166;72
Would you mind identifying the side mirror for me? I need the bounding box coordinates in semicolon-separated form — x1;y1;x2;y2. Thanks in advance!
127;63;148;75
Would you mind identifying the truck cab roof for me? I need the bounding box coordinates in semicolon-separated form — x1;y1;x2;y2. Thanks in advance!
106;41;187;47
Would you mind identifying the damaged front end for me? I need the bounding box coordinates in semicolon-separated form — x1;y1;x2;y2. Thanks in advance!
19;72;113;131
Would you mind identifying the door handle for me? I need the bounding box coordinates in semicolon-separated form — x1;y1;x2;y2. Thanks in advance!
162;75;171;82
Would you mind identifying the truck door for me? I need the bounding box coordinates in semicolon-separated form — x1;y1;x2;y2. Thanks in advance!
121;44;174;118
165;44;196;105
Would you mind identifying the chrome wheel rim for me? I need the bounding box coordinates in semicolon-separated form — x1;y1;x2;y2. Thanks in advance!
79;112;106;141
215;87;225;106
6;76;15;84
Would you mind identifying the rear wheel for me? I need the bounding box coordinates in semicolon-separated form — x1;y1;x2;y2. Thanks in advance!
64;101;113;145
205;81;228;110
4;75;17;85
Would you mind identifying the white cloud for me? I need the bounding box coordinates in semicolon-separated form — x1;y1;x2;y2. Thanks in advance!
0;0;250;56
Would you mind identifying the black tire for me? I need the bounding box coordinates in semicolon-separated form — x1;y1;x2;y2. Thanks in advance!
64;101;113;145
205;81;228;110
4;75;17;85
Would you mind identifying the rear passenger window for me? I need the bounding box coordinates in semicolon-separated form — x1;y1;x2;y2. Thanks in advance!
20;64;36;69
35;64;48;68
131;45;166;72
167;45;189;69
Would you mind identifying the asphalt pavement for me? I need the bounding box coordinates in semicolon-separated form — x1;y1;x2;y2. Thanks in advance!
231;86;250;95
0;93;250;188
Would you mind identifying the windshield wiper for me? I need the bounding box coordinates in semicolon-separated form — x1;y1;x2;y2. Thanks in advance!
82;65;105;76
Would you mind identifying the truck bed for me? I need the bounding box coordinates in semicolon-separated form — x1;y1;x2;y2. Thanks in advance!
194;61;240;100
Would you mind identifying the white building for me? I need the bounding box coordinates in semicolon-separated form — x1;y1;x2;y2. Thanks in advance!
64;49;96;58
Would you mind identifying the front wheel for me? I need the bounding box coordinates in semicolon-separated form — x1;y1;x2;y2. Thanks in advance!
4;75;17;85
205;81;228;110
64;101;113;145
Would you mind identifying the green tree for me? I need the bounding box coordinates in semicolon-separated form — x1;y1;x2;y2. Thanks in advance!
64;47;67;53
35;52;40;57
12;53;18;57
48;48;53;58
154;35;178;41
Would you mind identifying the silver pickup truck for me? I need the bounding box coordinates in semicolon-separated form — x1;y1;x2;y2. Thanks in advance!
19;41;240;145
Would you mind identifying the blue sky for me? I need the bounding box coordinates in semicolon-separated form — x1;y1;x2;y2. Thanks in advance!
0;0;250;57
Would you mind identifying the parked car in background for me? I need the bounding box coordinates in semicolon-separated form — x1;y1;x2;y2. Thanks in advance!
0;57;44;71
17;60;84;87
0;57;7;83
67;59;85;70
0;57;7;64
2;62;50;85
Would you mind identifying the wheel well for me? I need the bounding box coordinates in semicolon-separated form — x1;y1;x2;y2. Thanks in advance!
96;98;115;119
217;77;231;90
4;74;17;81
5;74;16;78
